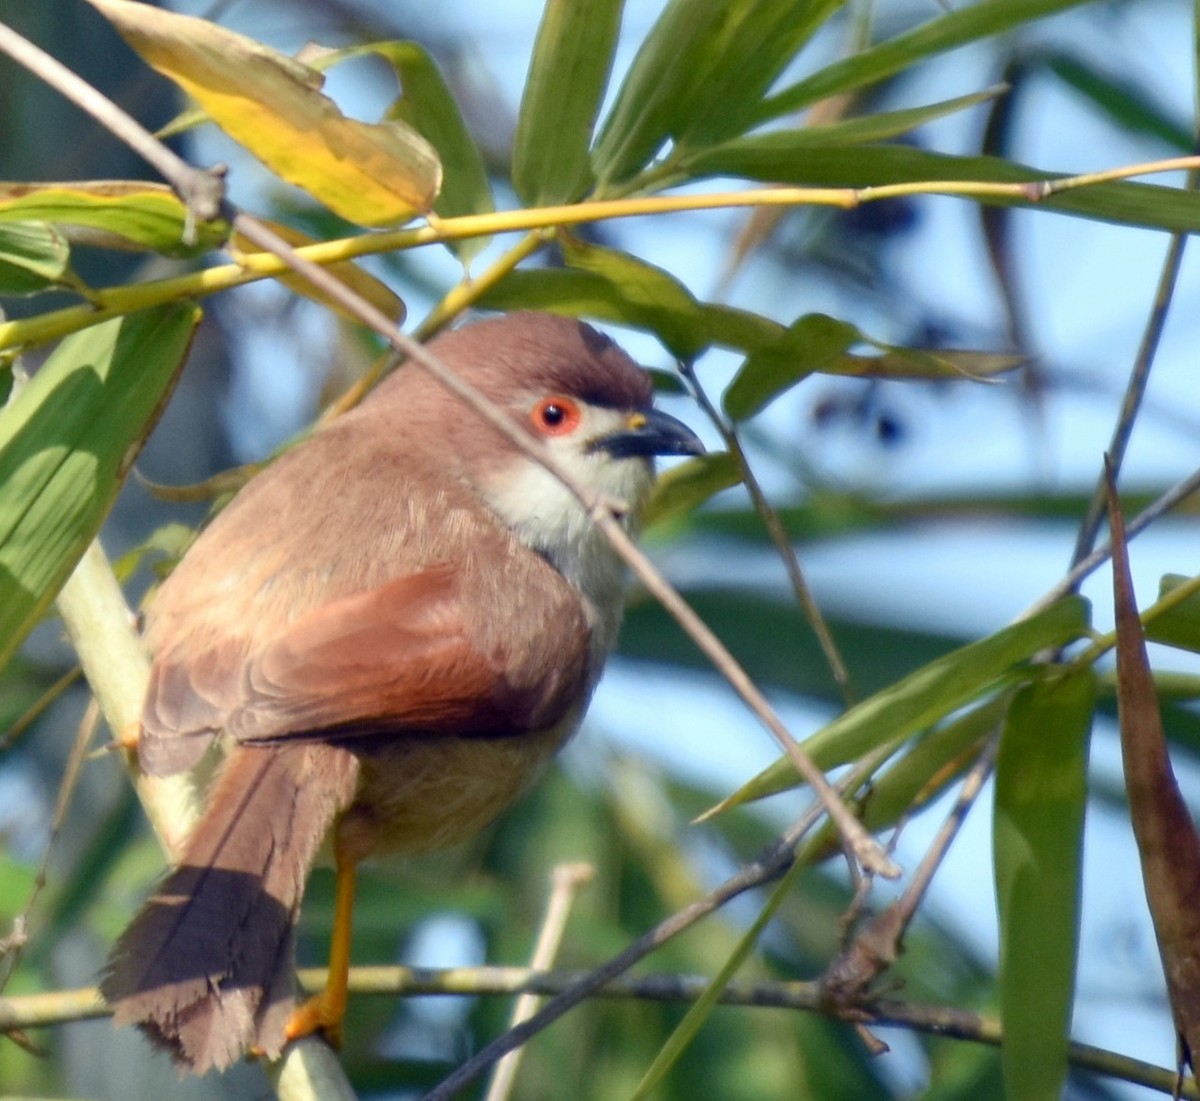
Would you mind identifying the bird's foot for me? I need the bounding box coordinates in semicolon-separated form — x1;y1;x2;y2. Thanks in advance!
284;989;346;1050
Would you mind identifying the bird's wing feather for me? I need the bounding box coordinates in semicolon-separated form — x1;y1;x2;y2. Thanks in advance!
140;561;591;771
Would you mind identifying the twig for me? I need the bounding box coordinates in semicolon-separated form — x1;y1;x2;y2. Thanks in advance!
0;20;224;226
0;665;82;752
420;799;830;1101
678;358;855;706
821;738;1000;1006
1068;161;1199;569
484;863;594;1101
5;969;1196;1099
1024;463;1200;617
0;700;99;996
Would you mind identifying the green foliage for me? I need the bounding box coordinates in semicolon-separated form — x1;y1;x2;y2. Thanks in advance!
994;672;1094;1101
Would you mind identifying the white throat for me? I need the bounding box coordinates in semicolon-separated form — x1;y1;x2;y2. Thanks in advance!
482;448;654;655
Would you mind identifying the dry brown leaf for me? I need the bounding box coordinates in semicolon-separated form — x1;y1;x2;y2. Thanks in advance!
1108;457;1200;1077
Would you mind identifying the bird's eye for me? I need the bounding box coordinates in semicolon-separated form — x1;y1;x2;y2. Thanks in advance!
531;396;582;436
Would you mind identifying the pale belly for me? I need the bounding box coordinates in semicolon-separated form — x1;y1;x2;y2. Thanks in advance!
333;721;573;863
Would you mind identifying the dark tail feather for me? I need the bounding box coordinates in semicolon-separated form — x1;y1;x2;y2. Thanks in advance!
101;742;359;1074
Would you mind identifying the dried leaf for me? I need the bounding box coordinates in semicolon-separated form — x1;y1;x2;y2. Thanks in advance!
1108;460;1200;1073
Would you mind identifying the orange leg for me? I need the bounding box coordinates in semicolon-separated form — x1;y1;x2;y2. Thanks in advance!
111;721;141;754
285;852;358;1049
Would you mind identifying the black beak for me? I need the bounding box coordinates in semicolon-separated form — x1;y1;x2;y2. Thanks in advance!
593;407;706;460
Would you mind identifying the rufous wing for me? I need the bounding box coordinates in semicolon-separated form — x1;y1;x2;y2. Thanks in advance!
141;561;592;768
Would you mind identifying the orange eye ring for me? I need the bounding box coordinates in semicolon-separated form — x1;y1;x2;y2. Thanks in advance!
531;396;582;437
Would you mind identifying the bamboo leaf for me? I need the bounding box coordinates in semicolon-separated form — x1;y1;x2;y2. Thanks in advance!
993;669;1093;1101
0;304;200;670
363;41;494;260
723;314;859;420
804;695;1009;863
592;0;844;189
705;596;1090;816
759;0;1096;121
87;0;441;226
0;222;73;295
1145;573;1200;655
481;244;783;361
832;347;1023;381
769;86;1007;149
1109;472;1200;1070
643;451;741;529
0;181;229;256
514;0;624;206
1041;50;1193;152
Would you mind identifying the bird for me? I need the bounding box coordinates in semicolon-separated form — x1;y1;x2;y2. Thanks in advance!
100;311;704;1074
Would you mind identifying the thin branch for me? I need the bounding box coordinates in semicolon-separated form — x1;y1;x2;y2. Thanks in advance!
1024;463;1200;617
0;20;224;226
821;738;1000;1004
5;969;1195;1099
0;665;82;752
1068;162;1199;569
679;357;856;706
420;799;829;1101
484;863;594;1101
0;700;99;995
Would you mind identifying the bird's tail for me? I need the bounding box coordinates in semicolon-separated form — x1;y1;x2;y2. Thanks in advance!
101;742;359;1074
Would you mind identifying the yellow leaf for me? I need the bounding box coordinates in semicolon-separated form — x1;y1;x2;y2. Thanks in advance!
87;0;441;227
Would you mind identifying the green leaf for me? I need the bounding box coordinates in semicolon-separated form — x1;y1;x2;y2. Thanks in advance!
803;695;1009;863
865;693;1009;831
708;595;1091;814
686;140;1200;236
668;0;844;151
828;347;1023;381
592;0;845;190
993;669;1093;1101
0;182;228;257
513;0;624;205
366;42;495;260
481;265;785;359
758;0;1095;121
1145;573;1200;655
643;451;741;529
0;221;73;295
770;87;1007;150
0;304;200;670
723;313;859;420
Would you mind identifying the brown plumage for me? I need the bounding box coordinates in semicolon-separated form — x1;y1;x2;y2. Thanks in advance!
100;312;702;1072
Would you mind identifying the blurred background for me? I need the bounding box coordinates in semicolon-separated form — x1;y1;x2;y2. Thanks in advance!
3;1;1200;1097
